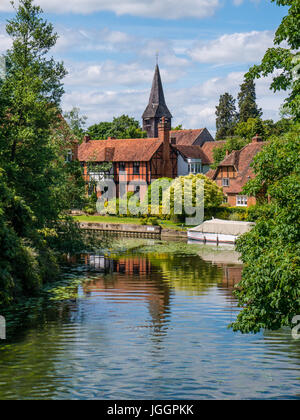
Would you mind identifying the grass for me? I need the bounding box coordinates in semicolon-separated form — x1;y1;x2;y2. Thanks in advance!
73;215;187;231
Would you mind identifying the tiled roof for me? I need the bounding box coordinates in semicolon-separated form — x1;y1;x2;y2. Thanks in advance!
78;138;163;162
202;141;226;164
205;168;217;179
169;129;205;146
215;141;266;194
173;145;210;164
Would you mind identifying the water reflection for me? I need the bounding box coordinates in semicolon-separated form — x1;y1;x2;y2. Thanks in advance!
0;242;299;400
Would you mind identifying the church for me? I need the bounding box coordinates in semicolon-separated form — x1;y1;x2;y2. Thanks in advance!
76;64;218;197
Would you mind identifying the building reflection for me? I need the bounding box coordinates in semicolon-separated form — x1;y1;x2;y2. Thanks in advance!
82;254;171;341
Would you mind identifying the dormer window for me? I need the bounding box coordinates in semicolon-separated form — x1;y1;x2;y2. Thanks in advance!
222;178;230;187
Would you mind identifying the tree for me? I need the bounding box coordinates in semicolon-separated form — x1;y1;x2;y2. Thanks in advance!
87;115;147;140
162;174;224;222
247;0;300;120
64;107;87;142
0;0;91;306
215;93;238;140
211;136;248;169
231;124;300;333
238;77;262;122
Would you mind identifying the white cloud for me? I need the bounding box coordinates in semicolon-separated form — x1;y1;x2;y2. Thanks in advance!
0;33;11;54
63;68;287;135
64;60;185;88
54;27;133;53
188;31;274;64
0;0;220;19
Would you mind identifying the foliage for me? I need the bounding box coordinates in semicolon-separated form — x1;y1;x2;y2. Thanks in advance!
230;123;300;333
211;136;248;168
63;107;87;142
246;0;300;120
215;93;238;140
162;174;224;222
0;1;97;307
237;77;262;122
234;117;293;141
87;115;147;140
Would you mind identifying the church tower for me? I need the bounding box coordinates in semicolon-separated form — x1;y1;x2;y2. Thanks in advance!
142;65;172;138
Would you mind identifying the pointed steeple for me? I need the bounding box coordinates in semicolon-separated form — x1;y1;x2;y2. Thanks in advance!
142;65;172;138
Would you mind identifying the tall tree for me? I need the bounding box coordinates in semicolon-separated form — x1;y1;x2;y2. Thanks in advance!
64;107;87;142
247;0;300;120
238;78;262;122
0;0;89;306
215;93;237;140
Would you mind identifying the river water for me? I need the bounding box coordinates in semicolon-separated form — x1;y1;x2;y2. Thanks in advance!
0;240;299;400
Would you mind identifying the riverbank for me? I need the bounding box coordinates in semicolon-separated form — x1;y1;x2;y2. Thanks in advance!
78;220;188;240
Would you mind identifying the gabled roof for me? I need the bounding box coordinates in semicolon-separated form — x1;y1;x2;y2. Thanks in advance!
202;140;226;164
78;138;163;162
212;141;266;194
142;65;172;120
173;145;210;164
169;129;205;146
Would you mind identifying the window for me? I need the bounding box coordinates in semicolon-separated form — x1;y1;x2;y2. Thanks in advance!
119;162;126;172
133;162;140;175
65;149;73;163
188;162;202;174
222;178;230;187
236;195;248;207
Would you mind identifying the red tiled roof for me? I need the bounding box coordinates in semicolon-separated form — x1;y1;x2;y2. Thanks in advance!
202;141;226;164
169;129;205;146
205;168;217;179
215;142;266;194
78;138;163;162
173;145;210;164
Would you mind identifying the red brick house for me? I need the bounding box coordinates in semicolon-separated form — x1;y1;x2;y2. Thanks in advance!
77;118;177;199
207;135;266;207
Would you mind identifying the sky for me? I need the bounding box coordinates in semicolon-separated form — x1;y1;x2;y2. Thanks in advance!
0;0;289;135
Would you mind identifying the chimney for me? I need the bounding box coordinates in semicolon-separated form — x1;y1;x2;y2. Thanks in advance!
83;135;91;143
158;117;172;178
252;134;263;143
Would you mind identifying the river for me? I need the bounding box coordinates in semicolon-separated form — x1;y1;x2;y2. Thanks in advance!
0;239;299;400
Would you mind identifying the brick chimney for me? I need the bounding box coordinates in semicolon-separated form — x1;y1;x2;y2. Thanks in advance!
252;134;263;143
158;117;172;178
83;135;91;143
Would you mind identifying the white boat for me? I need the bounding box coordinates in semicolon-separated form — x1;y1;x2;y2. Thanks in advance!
188;219;255;245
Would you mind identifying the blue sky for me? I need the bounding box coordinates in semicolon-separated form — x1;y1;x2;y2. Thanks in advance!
0;0;288;134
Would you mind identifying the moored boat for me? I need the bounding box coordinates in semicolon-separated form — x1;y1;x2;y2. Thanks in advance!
188;219;255;245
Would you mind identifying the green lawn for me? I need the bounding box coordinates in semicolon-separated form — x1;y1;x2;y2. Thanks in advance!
73;215;187;231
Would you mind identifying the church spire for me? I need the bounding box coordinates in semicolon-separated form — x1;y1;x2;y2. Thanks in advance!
142;64;172;138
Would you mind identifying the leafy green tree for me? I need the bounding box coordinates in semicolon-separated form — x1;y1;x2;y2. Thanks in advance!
172;124;183;131
211;137;248;169
0;0;92;306
247;0;300;120
231;124;300;333
64;107;87;142
162;174;224;222
215;93;238;140
87;115;147;139
238;77;262;122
